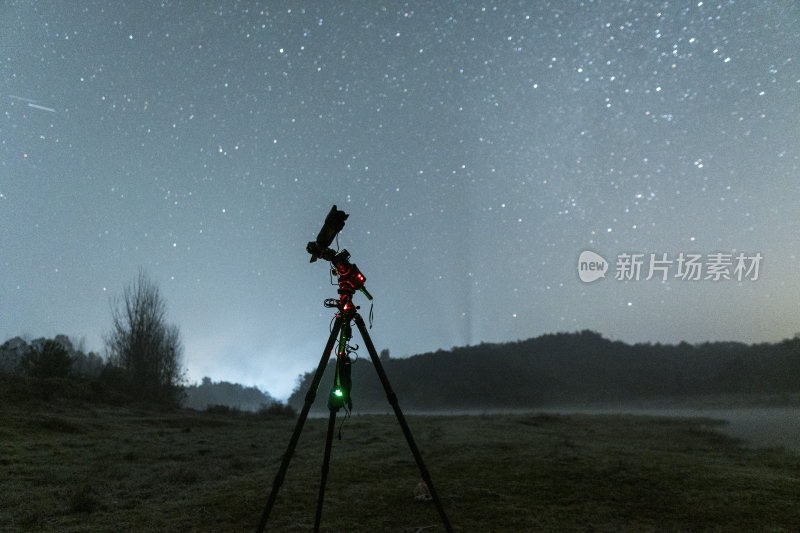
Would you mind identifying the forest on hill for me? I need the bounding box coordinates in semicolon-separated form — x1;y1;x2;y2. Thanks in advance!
183;377;277;412
0;335;280;413
289;330;800;413
4;330;798;413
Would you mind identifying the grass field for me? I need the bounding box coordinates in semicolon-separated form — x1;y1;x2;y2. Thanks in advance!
1;400;798;532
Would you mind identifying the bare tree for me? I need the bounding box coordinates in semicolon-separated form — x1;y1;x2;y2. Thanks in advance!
105;270;185;405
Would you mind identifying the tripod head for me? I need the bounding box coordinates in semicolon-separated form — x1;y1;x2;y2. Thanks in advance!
307;205;373;304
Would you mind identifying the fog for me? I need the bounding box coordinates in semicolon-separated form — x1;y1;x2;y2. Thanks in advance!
383;406;800;452
540;406;800;452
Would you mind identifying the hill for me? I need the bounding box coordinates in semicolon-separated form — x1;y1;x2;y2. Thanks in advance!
183;377;277;412
289;330;800;413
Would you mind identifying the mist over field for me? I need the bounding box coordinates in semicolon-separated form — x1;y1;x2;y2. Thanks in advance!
534;405;800;452
285;330;800;454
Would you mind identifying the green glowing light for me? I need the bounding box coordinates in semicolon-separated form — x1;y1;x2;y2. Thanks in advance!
333;389;343;397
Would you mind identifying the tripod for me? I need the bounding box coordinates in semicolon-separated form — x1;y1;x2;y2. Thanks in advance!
256;289;453;532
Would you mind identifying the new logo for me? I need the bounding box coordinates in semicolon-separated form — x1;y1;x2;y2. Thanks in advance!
578;251;608;283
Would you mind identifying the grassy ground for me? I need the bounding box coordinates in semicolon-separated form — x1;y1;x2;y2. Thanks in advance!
1;400;798;532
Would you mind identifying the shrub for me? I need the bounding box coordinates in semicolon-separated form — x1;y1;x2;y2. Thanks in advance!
257;402;297;418
21;340;73;379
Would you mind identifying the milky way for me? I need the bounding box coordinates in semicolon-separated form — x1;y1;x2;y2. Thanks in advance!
2;1;798;398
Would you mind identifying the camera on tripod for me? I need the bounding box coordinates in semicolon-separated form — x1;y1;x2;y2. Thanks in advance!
307;205;371;299
257;204;452;533
306;205;348;263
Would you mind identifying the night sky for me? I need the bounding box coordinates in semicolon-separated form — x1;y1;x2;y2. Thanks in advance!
2;1;799;399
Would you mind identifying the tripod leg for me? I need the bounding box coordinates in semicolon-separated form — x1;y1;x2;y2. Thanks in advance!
352;313;454;533
314;408;337;532
256;316;343;533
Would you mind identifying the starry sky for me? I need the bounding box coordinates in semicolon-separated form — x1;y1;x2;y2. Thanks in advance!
2;1;799;399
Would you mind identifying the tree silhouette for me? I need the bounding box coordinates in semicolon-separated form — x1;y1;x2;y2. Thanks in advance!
21;340;73;379
105;270;185;405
